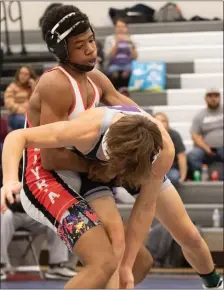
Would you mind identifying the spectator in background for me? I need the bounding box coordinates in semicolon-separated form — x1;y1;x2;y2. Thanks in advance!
1;205;77;280
188;89;223;174
4;66;37;130
104;18;137;91
155;112;187;183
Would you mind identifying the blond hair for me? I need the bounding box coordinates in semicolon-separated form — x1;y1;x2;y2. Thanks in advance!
106;114;163;187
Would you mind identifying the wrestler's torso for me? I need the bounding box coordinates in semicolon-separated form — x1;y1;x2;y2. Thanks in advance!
27;66;102;127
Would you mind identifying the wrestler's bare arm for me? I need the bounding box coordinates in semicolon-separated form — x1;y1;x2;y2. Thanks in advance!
35;72;89;172
2;110;100;184
120;112;175;271
90;70;140;107
143;110;175;176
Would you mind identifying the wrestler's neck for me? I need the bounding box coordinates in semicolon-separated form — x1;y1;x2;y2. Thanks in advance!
60;63;89;82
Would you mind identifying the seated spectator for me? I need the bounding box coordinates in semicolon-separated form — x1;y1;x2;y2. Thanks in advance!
155;112;187;183
1;204;77;280
4;66;37;130
188;89;223;176
104;18;137;91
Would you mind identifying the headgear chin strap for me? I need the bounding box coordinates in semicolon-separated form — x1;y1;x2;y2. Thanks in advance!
64;60;95;72
46;12;95;72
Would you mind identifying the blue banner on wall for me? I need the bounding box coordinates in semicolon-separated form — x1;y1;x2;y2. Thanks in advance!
128;61;166;91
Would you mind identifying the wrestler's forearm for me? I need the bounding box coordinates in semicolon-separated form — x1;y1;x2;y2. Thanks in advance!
121;176;162;269
2;130;25;184
40;148;89;172
121;137;174;268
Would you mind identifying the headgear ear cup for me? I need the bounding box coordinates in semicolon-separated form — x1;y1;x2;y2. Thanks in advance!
53;38;68;61
52;20;88;62
45;12;95;71
45;30;68;61
45;12;77;61
45;31;57;53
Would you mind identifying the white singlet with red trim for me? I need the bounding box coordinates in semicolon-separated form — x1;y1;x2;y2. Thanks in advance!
56;66;101;119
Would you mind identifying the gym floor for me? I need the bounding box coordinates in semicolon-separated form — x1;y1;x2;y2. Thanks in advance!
0;276;203;289
2;269;222;289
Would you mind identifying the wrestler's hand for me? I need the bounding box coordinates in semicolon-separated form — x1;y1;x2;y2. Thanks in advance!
88;162;115;183
1;181;22;214
119;266;134;289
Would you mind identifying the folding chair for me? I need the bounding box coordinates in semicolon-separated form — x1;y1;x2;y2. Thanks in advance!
13;229;45;279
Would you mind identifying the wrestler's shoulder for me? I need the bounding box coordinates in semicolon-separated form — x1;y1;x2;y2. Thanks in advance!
37;68;71;90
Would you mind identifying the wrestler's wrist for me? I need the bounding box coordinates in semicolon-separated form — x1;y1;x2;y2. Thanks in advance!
120;260;134;271
3;179;20;187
